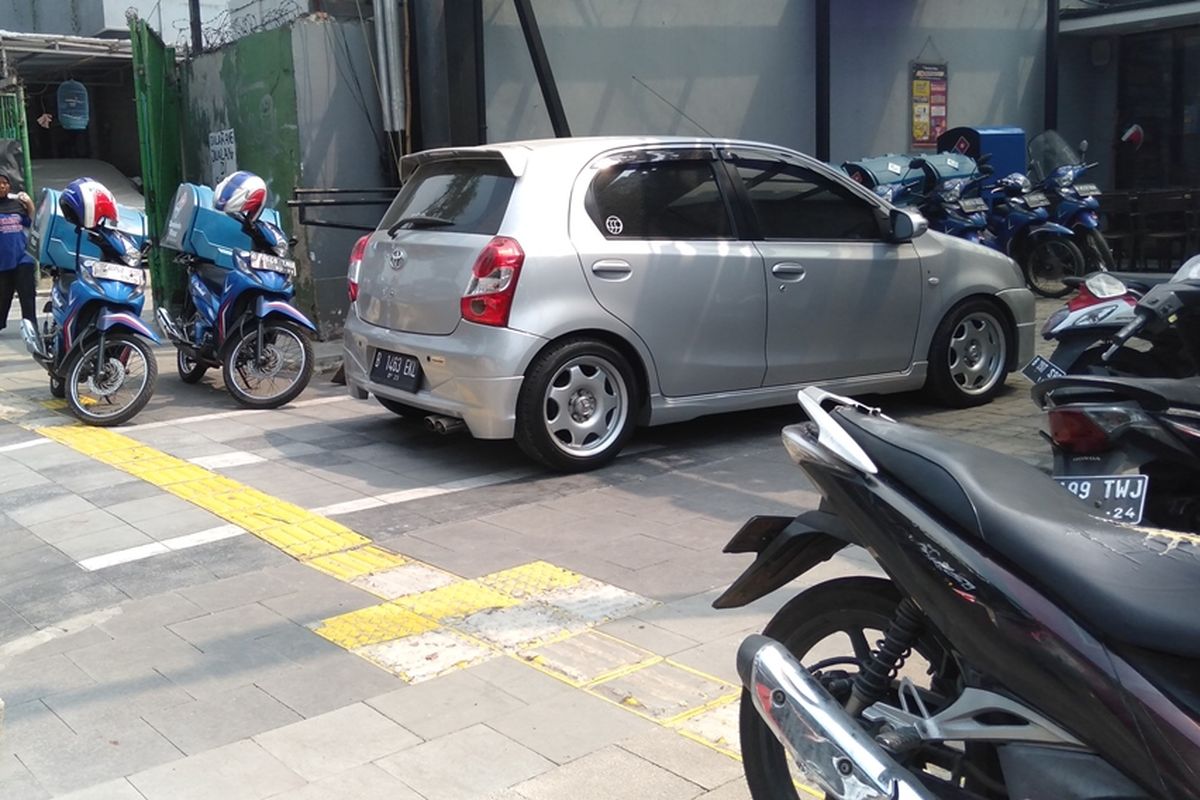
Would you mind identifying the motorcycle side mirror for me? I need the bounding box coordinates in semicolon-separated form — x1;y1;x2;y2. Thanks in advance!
889;208;927;243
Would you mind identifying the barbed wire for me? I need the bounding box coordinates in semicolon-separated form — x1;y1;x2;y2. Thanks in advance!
155;0;304;54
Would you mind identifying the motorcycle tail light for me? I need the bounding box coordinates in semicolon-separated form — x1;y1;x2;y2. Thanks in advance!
1041;307;1069;337
461;236;525;327
1048;407;1132;454
348;234;369;302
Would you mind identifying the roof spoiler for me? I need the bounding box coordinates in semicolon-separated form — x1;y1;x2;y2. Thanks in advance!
399;148;528;181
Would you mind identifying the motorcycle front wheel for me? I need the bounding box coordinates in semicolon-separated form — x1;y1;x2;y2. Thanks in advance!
1023;238;1086;298
221;320;312;409
739;577;969;799
1076;228;1115;273
64;332;158;426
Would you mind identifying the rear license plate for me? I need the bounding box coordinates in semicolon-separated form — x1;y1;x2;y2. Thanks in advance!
248;251;297;276
370;349;423;393
1025;191;1050;208
1075;183;1100;197
959;197;987;213
1055;474;1149;524
1021;354;1066;383
86;259;144;286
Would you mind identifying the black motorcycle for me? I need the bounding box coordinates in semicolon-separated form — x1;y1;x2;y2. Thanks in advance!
718;387;1200;799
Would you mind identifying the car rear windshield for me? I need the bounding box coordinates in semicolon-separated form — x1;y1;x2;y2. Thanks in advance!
380;159;515;235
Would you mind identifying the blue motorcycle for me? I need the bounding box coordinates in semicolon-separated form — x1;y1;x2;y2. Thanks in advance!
874;155;993;245
1028;129;1114;273
156;175;314;409
984;172;1085;298
21;181;159;425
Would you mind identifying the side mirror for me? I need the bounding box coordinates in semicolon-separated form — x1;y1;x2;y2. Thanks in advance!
889;208;927;243
1079;139;1089;156
977;153;992;165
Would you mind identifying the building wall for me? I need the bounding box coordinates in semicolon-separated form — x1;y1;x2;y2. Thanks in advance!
829;0;1047;165
292;16;392;337
1059;34;1119;189
481;0;816;152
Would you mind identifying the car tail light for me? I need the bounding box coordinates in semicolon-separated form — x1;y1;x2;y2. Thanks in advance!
1048;407;1133;454
461;236;524;327
348;234;369;302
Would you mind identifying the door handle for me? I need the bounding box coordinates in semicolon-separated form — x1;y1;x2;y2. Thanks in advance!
771;262;806;281
591;259;633;280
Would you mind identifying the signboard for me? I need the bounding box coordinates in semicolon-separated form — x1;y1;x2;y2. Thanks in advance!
209;128;237;183
911;63;948;149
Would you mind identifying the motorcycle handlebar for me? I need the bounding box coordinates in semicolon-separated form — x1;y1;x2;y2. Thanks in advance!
1102;312;1147;362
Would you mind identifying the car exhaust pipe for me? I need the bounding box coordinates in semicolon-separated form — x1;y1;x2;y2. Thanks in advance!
738;635;936;800
20;318;48;361
424;414;466;435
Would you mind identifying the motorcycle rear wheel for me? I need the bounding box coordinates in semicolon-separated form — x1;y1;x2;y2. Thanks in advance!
739;577;964;799
1024;238;1086;298
1076;228;1115;273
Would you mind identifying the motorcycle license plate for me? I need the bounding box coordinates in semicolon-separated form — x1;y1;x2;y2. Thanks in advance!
1024;191;1050;208
248;251;297;276
1021;355;1066;383
959;197;987;213
87;260;144;286
1075;183;1100;197
1055;475;1148;524
370;349;423;393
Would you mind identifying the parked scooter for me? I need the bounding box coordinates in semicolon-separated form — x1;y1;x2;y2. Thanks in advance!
984;172;1085;298
21;178;159;426
1025;256;1200;382
719;387;1200;799
880;155;994;246
156;171;314;408
1034;373;1200;531
1028;130;1115;273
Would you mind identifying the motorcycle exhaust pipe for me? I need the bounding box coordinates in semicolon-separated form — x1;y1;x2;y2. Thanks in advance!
423;414;466;435
20;319;48;361
738;635;936;800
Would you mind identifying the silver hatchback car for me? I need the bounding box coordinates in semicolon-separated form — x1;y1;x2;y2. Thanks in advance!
344;137;1035;471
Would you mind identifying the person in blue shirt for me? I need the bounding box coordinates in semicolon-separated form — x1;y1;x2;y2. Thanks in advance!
0;172;36;332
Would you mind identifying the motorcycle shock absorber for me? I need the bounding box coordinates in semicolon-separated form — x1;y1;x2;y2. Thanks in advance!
846;598;925;716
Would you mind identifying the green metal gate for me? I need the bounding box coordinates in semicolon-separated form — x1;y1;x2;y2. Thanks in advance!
0;89;32;193
131;19;184;312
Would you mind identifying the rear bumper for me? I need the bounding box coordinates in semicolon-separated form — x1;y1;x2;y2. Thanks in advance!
343;311;546;439
996;287;1037;369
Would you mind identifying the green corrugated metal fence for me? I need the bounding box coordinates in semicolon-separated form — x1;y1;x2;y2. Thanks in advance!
0;89;33;193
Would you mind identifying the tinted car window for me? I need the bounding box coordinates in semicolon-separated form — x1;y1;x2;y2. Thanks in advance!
588;160;731;239
380;160;515;235
731;158;880;240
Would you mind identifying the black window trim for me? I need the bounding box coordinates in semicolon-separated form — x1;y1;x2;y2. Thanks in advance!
719;146;890;243
584;145;743;241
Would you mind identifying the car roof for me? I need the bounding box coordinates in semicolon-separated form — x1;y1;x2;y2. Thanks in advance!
31;158;145;211
400;136;807;179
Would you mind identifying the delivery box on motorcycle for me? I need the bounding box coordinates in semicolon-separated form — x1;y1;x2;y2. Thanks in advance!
160;182;283;270
26;187;148;272
841;154;914;189
937;126;1025;189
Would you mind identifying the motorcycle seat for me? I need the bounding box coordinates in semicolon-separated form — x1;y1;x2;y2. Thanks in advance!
1036;375;1200;412
834;408;1200;659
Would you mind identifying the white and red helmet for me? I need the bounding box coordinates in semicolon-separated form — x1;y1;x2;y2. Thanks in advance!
214;170;268;222
59;178;118;230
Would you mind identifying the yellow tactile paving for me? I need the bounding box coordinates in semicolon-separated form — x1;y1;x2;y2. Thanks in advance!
479;560;583;598
519;630;660;687
313;602;440;649
308;545;409;581
394;579;519;621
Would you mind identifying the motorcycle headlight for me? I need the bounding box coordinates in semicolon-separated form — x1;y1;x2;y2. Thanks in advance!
1085;272;1128;299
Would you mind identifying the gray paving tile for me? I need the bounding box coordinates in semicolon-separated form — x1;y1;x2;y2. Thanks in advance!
377;723;553;800
367;669;529;740
464;655;575;705
0;752;50;800
25;507;128;545
595;617;700;656
105;494;199;526
55;778;146;800
0;526;45;560
254;650;406;718
143;683;302;755
7;625;114;665
54;524;156;561
66;627;200;683
5;442;92;471
0;464;51;493
0;566;129;629
488;688;657;765
696;779;752;799
179;569;301;613
168;602;294;650
188;535;297;579
155;642;296;699
618;728;743;790
43;462;140;496
254;702;421;782
132;506;228;540
43;668;195;732
12;717;183;795
261;580;379;626
129;739;305;800
101;550;221;599
7;493;98;528
97;592;207;639
510;745;703;800
269;763;423;800
80;480;163;508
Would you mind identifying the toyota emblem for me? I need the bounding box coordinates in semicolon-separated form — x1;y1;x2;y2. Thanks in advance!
389;247;407;270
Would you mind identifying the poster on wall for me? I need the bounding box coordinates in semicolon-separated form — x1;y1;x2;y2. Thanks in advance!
911;63;948;149
209;128;237;183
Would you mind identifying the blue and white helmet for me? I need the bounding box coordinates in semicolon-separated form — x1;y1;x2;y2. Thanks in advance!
59;177;118;230
214;170;268;222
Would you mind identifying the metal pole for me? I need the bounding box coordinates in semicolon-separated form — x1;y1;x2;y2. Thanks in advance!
374;0;394;131
473;0;486;144
815;0;830;162
512;0;570;138
1045;0;1059;131
189;0;202;53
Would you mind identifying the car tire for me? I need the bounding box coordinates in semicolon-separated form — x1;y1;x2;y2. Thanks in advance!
926;299;1010;408
515;338;637;472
